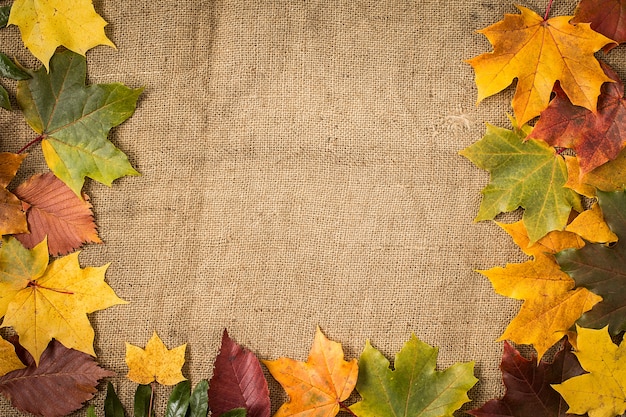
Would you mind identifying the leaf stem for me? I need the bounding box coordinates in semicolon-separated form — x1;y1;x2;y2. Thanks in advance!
149;382;155;417
17;134;46;154
27;280;74;295
543;0;554;21
339;401;358;417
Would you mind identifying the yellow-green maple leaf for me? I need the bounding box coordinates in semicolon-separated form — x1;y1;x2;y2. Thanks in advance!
467;5;614;125
0;237;126;364
8;0;115;70
125;331;186;386
553;326;626;417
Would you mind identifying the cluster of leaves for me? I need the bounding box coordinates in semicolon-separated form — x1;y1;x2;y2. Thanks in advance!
92;328;477;417
464;0;626;415
0;0;141;415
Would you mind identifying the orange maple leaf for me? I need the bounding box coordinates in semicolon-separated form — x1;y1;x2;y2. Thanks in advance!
263;327;358;417
467;5;614;125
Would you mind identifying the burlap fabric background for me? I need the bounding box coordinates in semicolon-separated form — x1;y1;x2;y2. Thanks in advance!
0;0;596;415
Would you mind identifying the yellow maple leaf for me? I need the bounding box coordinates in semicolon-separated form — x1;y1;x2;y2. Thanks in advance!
0;337;25;377
8;0;115;70
125;331;186;386
566;152;626;195
263;327;358;417
0;237;127;364
565;203;618;244
479;254;602;359
497;220;584;257
553;326;626;417
467;5;614;125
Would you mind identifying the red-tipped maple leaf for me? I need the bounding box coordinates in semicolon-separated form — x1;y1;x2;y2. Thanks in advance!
0;337;114;417
12;172;101;256
572;0;626;52
529;62;626;174
468;340;584;417
209;330;270;417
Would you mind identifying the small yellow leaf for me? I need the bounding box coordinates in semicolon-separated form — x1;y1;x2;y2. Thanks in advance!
566;203;618;244
564;155;597;198
125;332;186;386
0;337;25;377
8;0;115;69
497;220;584;257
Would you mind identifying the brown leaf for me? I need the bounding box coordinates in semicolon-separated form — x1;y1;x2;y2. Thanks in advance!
13;172;101;256
0;152;27;236
572;0;626;52
0;337;114;417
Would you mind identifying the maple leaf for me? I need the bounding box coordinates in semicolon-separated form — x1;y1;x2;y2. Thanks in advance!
460;123;582;243
263;326;358;417
0;337;114;417
572;0;626;52
467;5;614;125
8;0;115;70
566;150;626;196
529;63;626;174
209;329;270;417
0;337;25;377
497;220;585;258
479;253;601;359
350;334;477;417
125;331;187;386
565;203;618;244
553;326;626;417
469;340;584;417
12;172;101;256
0;153;28;236
0;237;127;364
17;50;142;195
556;190;626;334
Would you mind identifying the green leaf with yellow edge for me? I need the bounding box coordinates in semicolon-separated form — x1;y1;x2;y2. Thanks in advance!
17;50;142;195
125;331;187;386
0;337;25;377
350;335;477;417
553;326;626;417
479;253;601;359
8;0;115;70
460;123;582;243
0;236;127;364
566;150;626;196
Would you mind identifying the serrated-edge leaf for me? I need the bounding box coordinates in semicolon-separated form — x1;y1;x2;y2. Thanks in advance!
166;380;191;417
189;380;209;417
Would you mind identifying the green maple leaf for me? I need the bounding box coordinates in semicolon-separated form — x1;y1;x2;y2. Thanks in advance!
350;335;477;417
460;124;582;243
17;50;142;195
556;190;626;335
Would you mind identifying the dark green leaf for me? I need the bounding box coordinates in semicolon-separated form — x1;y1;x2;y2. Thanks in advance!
86;405;98;417
189;380;209;417
220;408;247;417
134;384;153;417
0;53;30;80
0;84;9;110
104;382;126;417
166;380;191;417
0;5;10;28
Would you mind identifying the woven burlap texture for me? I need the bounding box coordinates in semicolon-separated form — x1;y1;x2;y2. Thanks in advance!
0;0;588;415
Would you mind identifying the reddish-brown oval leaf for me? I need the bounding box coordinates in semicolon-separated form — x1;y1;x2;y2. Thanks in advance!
529;62;626;174
0;337;114;417
208;330;270;417
468;340;584;417
12;172;101;256
572;0;626;52
0;152;27;236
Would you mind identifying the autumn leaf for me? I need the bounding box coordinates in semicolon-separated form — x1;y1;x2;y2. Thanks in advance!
0;337;25;377
0;53;31;110
125;331;186;386
556;190;626;334
469;340;584;417
209;329;270;417
529;63;626;174
0;237;127;363
263;326;358;417
8;0;115;70
572;0;626;52
0;337;114;417
553;326;626;417
566;150;626;196
497;220;584;258
350;334;477;417
565;203;618;244
460;123;582;243
12;172;101;256
467;5;614;125
479;253;601;359
17;50;142;195
0;152;28;236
